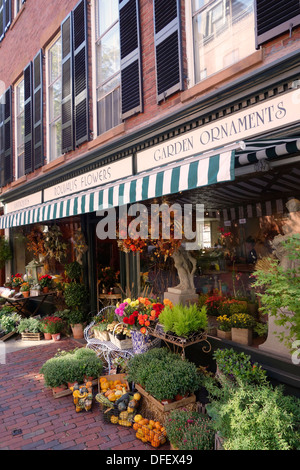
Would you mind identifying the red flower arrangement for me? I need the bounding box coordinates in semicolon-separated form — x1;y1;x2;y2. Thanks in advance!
41;316;64;334
38;274;53;288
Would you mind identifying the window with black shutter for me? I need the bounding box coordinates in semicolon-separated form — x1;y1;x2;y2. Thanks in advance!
24;61;33;175
153;0;183;103
33;50;44;169
3;86;12;185
119;0;143;119
0;93;4;187
255;0;300;48
72;0;89;147
61;13;74;154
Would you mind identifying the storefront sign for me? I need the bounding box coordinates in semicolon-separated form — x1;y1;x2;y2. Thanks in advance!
137;90;300;173
44;157;133;202
5;192;42;214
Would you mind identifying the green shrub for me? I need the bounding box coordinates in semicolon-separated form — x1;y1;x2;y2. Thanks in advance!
208;383;300;450
213;348;268;385
40;347;103;387
65;261;82;282
127;347;200;401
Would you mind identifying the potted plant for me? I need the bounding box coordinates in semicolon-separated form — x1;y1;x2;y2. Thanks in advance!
20;282;31;298
64;282;89;339
11;273;23;293
41;316;64;341
230;313;255;345
92;318;110;341
17;318;43;340
65;261;82;283
158;303;208;339
164;409;214;450
38;274;53;293
67;310;86;339
216;315;232;340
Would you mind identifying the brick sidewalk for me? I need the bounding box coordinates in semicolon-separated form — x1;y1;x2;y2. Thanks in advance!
0;337;170;451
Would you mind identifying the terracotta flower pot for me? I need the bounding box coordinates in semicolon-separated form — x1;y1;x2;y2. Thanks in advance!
14;286;20;293
43;286;49;293
44;333;52;340
52;384;67;393
71;323;84;339
22;291;30;298
51;333;61;341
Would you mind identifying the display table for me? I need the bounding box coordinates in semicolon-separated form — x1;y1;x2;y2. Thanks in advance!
4;292;54;318
146;324;211;359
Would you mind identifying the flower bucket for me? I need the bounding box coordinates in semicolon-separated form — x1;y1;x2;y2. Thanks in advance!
52;333;61;341
131;330;152;354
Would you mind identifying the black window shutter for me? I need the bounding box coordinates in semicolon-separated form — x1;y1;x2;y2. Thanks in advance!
0;93;4;187
24;61;33;174
153;0;183;103
0;1;4;42
33;49;44;169
61;12;74;154
72;0;89;147
3;86;12;185
4;0;11;32
119;0;143;119
255;0;300;48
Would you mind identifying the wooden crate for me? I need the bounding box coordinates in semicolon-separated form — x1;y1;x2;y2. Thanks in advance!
98;373;129;393
0;331;16;342
52;378;98;399
135;383;196;424
21;332;44;341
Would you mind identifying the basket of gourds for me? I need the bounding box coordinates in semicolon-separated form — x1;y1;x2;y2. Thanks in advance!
96;375;142;426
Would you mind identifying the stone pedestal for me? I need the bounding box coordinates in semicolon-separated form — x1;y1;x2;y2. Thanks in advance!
164;288;199;306
259;311;293;360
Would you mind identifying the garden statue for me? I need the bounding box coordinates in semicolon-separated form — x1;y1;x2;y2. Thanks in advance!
164;246;198;306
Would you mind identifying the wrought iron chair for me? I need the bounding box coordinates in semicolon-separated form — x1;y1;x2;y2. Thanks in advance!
84;305;134;373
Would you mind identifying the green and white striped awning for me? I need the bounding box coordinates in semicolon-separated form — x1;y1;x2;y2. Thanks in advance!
0;149;235;229
235;137;300;167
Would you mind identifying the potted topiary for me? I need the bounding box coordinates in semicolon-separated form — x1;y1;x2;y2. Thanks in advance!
64;282;89;339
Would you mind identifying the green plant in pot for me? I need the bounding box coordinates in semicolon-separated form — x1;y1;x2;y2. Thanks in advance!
41;316;64;341
17;318;41;334
64;282;89;339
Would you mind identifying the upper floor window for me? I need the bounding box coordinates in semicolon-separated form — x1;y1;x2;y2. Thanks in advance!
190;0;255;85
15;78;25;178
15;0;23;16
47;35;62;162
95;0;121;135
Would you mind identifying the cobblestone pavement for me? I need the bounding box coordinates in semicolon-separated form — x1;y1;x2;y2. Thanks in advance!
0;337;170;451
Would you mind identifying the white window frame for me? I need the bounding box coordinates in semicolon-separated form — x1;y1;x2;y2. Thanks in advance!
92;0;121;138
185;0;255;89
45;32;62;163
14;0;23;17
14;76;25;180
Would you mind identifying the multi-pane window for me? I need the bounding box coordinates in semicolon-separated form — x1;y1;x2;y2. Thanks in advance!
95;0;121;135
15;79;25;178
15;0;22;15
47;36;62;161
191;0;255;84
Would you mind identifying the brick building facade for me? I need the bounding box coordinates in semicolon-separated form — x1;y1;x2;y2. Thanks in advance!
0;0;299;392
